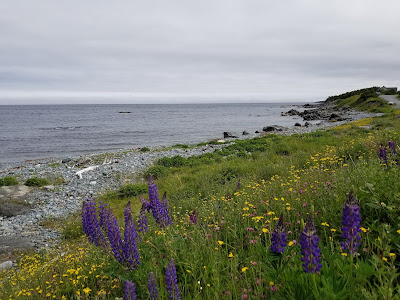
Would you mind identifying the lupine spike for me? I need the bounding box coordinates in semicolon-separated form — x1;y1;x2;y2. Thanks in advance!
165;259;181;300
389;140;396;155
106;208;124;263
270;215;287;254
148;175;162;223
82;199;106;247
98;201;108;231
299;219;322;273
341;192;362;255
123;212;141;270
124;280;136;300
148;272;159;300
379;144;387;165
189;210;197;225
160;192;172;227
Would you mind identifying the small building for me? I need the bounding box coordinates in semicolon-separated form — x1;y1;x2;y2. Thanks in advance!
380;86;398;93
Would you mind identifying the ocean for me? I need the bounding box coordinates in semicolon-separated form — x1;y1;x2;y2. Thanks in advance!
0;103;307;163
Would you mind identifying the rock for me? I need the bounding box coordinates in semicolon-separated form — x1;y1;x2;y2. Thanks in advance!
223;132;237;138
304;122;311;127
0;261;13;270
0;202;31;217
283;109;300;116
294;123;302;127
242;131;249;135
43;185;55;191
262;125;288;132
62;158;72;163
0;236;35;255
89;181;97;185
255;131;259;133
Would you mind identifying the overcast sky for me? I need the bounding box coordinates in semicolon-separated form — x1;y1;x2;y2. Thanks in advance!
0;0;399;104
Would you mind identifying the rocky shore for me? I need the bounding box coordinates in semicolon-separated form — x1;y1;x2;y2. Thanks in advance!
0;102;378;268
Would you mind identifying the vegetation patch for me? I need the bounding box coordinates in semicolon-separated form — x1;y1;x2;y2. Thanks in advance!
24;177;49;187
0;176;19;186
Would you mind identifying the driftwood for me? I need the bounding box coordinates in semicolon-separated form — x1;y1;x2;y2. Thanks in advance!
76;165;99;179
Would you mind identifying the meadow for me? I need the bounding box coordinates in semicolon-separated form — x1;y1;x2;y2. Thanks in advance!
1;92;399;299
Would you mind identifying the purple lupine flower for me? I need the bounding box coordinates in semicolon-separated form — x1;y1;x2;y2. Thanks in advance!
389;141;396;155
138;208;149;233
106;208;124;264
98;201;109;231
122;209;141;270
139;195;151;212
148;272;158;300
379;144;387;165
160;192;172;227
124;280;136;300
148;175;162;223
189;210;197;225
165;259;181;300
341;192;362;255
82;199;106;247
270;215;287;254
125;201;139;240
299;219;322;274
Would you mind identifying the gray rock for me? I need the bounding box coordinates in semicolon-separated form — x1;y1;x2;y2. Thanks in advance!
242;131;249;135
0;261;13;270
294;122;302;127
262;125;288;132
223;132;237;138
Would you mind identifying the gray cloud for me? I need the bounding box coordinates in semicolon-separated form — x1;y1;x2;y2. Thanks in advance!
0;0;399;104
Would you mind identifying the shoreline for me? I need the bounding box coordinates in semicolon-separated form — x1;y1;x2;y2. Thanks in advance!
0;103;379;261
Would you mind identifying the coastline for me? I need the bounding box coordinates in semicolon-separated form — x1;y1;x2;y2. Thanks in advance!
0;103;379;259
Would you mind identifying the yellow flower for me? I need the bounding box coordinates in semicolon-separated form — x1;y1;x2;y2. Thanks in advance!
330;229;337;232
207;284;210;287
241;267;248;273
262;228;269;233
288;241;294;246
360;227;368;233
217;241;224;245
397;229;400;234
76;291;80;296
341;253;347;257
83;287;91;294
382;257;388;262
228;252;234;258
321;222;329;227
186;270;191;273
269;281;274;286
389;253;396;258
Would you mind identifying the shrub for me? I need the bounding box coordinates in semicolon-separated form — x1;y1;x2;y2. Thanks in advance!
24;177;49;187
144;165;168;180
117;184;148;198
140;147;150;152
157;156;186;167
0;176;19;186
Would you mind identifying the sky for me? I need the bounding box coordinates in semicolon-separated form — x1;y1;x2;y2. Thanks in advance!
0;0;399;104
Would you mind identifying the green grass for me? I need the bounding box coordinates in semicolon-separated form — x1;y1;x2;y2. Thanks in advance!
24;177;50;187
0;176;19;186
1;91;400;299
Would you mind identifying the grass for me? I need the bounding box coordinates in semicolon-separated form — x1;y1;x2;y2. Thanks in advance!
1;91;400;299
0;176;19;186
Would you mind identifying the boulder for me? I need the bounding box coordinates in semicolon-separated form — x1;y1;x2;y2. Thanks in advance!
282;109;300;116
223;132;237;138
294;123;302;127
242;131;249;135
0;261;13;270
304;122;311;127
262;125;288;132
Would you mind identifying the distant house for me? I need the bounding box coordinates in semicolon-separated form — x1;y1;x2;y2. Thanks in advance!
380;86;398;93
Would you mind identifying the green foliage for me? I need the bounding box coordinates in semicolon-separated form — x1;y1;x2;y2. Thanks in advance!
140;147;150;152
144;165;168;179
117;183;148;198
24;177;49;187
0;176;19;186
157;155;187;167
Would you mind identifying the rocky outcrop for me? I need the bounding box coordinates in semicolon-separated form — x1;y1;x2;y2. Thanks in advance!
262;125;288;132
224;132;238;138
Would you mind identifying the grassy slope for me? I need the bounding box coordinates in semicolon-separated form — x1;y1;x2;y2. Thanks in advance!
1;91;400;299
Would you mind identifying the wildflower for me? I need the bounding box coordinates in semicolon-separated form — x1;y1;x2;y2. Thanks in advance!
269;281;274;286
81;199;107;247
299;219;322;273
189;210;197;224
148;272;158;300
389;140;396;155
123;204;141;270
228;252;234;258
341;253;347;257
321;222;329;227
106;208;124;263
382;257;388;262
262;228;269;233
124;280;136;300
98;201;109;231
166;259;181;300
270;215;287;254
341;192;362;255
218;241;224;245
241;267;248;273
148;175;162;223
379;144;387;165
83;287;91;295
138;195;149;233
389;253;396;258
160;192;172;227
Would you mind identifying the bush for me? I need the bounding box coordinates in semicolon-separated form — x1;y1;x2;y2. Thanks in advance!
157;156;186;167
117;184;148;198
140;147;150;152
24;177;49;187
144;165;168;180
0;176;19;186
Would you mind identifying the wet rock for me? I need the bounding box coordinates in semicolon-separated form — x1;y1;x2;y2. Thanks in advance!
262;125;288;132
223;132;237;138
242;131;249;135
294;123;302;127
